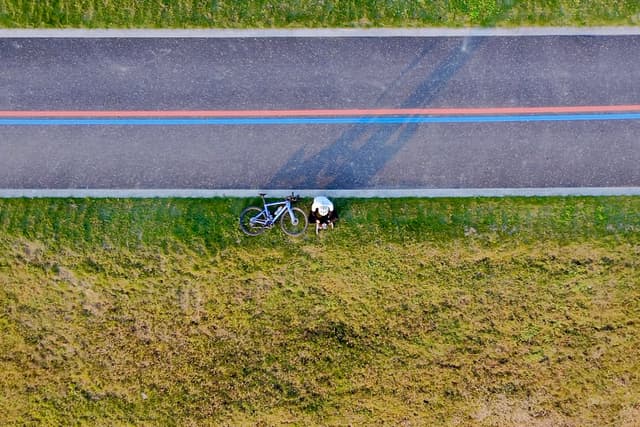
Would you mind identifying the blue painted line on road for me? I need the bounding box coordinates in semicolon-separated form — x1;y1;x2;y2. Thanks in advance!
2;113;640;125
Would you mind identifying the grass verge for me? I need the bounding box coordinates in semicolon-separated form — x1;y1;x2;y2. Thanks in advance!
1;196;640;424
1;0;640;28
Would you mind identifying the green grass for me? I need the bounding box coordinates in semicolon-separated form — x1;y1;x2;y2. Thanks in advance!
1;196;640;424
1;0;640;28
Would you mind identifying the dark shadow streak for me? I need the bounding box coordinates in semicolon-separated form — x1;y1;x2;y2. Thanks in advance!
268;37;484;189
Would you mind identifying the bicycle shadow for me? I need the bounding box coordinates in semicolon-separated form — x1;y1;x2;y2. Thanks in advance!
268;37;484;189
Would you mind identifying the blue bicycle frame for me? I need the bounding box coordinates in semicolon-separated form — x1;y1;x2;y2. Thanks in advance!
240;193;308;236
255;197;298;227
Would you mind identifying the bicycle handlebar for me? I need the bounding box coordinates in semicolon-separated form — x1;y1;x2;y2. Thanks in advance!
258;192;299;202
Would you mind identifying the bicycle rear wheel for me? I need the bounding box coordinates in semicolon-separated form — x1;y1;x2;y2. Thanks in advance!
240;207;268;236
280;207;308;236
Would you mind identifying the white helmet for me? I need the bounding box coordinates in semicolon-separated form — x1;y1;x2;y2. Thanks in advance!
312;196;333;217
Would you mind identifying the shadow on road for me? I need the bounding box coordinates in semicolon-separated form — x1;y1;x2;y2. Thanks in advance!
268;37;484;189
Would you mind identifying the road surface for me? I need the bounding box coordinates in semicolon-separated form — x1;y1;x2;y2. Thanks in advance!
1;30;639;193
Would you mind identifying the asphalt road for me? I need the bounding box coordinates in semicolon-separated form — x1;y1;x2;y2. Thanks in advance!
1;33;639;190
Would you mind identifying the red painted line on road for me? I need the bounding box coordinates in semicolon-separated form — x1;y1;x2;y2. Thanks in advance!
1;105;640;117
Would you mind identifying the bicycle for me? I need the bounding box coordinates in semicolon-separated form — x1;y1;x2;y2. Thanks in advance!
239;193;308;237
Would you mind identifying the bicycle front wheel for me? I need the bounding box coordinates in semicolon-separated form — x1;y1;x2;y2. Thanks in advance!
280;207;308;236
240;207;268;236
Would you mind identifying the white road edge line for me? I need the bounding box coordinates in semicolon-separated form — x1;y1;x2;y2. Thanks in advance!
1;188;640;198
2;27;640;38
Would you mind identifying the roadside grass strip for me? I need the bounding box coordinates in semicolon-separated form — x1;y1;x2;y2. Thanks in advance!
1;0;640;28
1;196;640;424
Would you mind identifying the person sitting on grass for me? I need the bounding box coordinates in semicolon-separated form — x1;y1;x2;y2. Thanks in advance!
309;196;338;235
